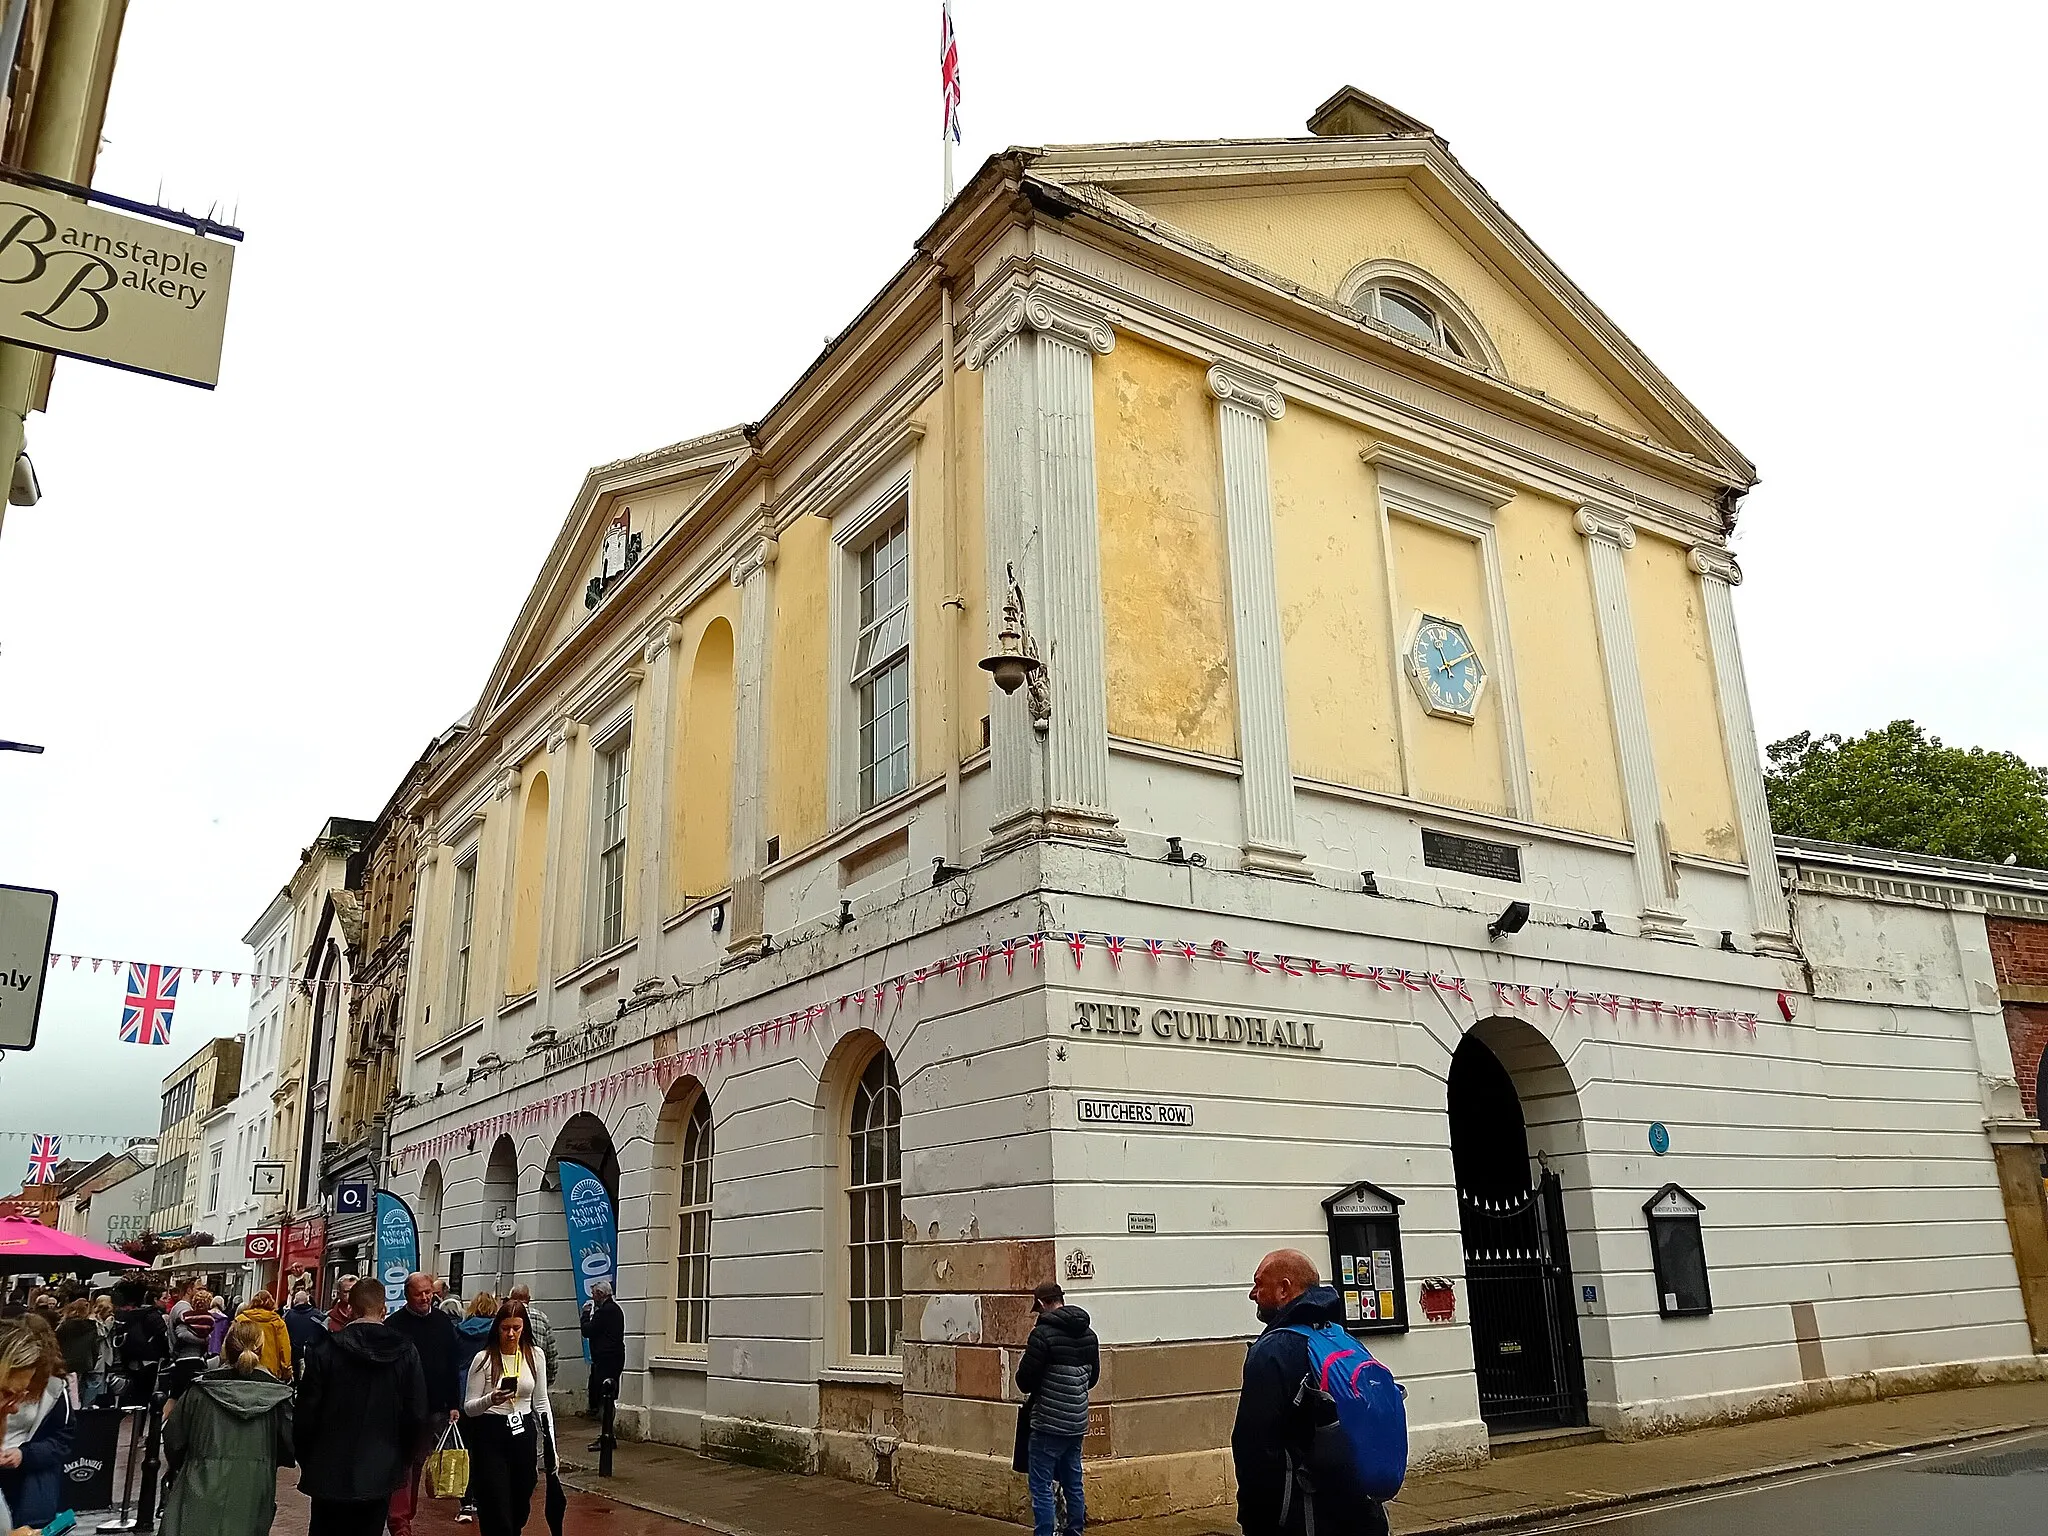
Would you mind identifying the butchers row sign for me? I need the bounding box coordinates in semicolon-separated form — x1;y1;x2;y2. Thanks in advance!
1069;999;1327;1053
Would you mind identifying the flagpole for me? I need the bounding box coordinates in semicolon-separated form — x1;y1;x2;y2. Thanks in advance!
944;134;954;206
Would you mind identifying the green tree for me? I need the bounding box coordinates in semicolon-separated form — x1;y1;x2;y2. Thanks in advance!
1764;720;2048;870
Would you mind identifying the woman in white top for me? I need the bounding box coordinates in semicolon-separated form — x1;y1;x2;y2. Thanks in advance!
461;1300;552;1536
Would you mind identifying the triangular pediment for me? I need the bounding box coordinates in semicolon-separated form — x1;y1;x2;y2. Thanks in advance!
471;429;751;729
1024;130;1751;481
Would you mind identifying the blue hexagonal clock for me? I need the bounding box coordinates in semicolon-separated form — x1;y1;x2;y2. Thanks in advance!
1403;613;1486;721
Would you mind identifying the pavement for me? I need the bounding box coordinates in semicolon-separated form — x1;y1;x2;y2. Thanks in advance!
539;1381;2048;1536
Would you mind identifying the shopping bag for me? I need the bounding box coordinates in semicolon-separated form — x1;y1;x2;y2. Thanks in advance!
425;1421;470;1499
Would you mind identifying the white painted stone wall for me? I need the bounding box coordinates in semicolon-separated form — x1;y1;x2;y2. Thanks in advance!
387;834;2041;1471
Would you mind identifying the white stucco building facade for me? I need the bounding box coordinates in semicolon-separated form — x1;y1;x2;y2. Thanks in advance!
372;96;2048;1524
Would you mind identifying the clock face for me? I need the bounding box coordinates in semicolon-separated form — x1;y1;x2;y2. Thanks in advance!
1405;615;1486;720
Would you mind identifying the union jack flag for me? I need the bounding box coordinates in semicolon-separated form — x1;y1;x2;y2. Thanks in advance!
940;3;962;144
22;1134;61;1185
119;962;180;1045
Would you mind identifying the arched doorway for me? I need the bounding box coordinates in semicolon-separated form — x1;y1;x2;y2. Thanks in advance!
1449;1020;1588;1434
483;1136;519;1295
549;1112;619;1200
537;1113;621;1405
418;1163;445;1280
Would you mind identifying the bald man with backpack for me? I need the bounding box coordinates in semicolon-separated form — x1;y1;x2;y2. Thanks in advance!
1232;1249;1405;1536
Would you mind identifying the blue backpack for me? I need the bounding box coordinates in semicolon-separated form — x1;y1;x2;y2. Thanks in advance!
1283;1322;1408;1501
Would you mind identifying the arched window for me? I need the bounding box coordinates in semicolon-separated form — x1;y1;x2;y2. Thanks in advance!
673;1095;714;1347
846;1050;903;1359
1340;260;1499;372
1358;284;1468;357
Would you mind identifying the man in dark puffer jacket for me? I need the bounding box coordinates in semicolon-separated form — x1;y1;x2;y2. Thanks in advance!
1014;1282;1099;1536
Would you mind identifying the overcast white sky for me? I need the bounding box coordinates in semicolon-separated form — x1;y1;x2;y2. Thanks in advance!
0;1;2041;1150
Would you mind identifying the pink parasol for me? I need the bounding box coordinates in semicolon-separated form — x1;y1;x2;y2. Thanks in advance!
0;1216;146;1274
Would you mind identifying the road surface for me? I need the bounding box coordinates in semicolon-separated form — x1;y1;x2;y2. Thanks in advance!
1524;1427;2048;1534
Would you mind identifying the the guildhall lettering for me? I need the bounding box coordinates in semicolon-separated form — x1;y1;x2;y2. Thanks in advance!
1068;999;1323;1054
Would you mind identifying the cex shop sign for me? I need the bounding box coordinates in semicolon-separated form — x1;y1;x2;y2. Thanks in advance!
244;1231;280;1261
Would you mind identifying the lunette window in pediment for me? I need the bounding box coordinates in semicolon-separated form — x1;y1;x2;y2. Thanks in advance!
1340;258;1502;375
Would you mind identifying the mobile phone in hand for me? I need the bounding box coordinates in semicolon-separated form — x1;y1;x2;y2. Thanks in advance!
43;1511;78;1536
499;1375;517;1394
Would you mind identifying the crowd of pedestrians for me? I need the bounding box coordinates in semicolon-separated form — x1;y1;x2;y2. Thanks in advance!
0;1270;599;1536
10;1248;1408;1536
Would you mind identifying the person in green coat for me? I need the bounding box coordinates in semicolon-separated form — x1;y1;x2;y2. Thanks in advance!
161;1319;295;1536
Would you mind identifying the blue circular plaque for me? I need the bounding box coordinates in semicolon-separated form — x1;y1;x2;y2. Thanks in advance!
1648;1122;1670;1156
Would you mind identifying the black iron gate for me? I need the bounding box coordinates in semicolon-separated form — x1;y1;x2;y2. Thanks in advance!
1459;1169;1588;1433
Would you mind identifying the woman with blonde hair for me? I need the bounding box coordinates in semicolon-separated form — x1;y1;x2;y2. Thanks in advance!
159;1318;293;1536
230;1291;292;1381
0;1316;74;1530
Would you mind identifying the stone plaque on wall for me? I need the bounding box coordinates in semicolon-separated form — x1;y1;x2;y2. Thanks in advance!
1421;828;1522;883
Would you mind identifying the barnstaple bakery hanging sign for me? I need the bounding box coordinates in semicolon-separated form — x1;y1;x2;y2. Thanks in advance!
0;182;236;388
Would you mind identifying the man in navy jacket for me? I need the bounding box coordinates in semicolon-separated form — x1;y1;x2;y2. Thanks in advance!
1231;1249;1388;1536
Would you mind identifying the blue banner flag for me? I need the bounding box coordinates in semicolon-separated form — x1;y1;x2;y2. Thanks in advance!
375;1190;419;1311
557;1159;617;1360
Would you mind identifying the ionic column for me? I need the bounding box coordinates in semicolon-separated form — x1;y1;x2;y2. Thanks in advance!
635;621;678;957
965;283;1119;848
1575;506;1687;940
1208;363;1304;876
1687;545;1793;948
727;524;777;950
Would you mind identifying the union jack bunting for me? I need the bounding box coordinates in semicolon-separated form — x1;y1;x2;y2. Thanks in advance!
22;1134;61;1185
119;963;180;1045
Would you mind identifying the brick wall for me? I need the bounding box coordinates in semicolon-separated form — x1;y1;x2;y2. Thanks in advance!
1989;917;2048;1122
1990;917;2048;988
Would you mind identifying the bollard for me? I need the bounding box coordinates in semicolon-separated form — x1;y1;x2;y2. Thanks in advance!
598;1374;616;1478
94;1406;148;1534
131;1382;168;1536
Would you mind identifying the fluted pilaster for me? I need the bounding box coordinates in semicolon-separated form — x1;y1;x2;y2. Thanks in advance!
1576;506;1688;939
966;283;1120;847
1209;363;1303;875
1688;545;1792;947
728;525;777;948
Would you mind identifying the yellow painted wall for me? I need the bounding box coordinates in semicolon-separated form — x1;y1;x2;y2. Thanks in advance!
769;514;830;855
676;615;737;902
506;771;548;997
1628;535;1743;861
1130;184;1652;438
952;368;988;762
1269;406;1401;793
467;803;504;1022
1496;492;1627;838
1093;338;1236;758
1387;510;1512;817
